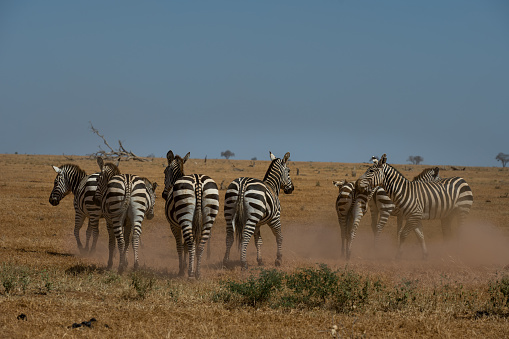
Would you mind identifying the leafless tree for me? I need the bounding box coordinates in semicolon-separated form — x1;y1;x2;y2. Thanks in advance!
88;122;149;161
496;153;509;168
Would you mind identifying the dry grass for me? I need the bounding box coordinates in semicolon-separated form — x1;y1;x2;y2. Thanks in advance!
1;154;509;338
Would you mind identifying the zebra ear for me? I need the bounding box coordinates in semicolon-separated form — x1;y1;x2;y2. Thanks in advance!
269;152;276;161
96;157;104;171
166;150;174;165
152;182;158;191
333;180;345;187
283;152;290;164
52;166;61;174
115;158;121;167
183;152;190;163
379;154;387;165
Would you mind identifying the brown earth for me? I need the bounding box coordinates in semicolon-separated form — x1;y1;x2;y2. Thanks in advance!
1;154;509;338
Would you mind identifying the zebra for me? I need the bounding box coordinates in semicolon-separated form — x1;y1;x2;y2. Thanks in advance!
344;166;441;259
49;157;119;255
332;179;356;258
223;151;294;270
162;150;219;279
94;172;157;273
356;154;473;258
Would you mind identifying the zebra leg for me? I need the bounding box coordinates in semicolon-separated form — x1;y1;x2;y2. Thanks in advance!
397;216;421;259
196;205;217;278
181;222;196;278
131;221;142;271
254;227;263;266
106;221;115;270
123;218;132;269
223;215;235;268
369;203;380;246
113;218;126;273
412;221;428;259
74;212;86;254
338;215;347;258
268;219;283;267
87;216;100;255
240;220;257;270
170;224;186;277
346;213;356;261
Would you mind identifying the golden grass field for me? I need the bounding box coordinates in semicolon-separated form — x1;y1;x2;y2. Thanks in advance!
1;153;509;338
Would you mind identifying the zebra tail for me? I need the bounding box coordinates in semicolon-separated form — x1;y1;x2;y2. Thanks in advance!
234;185;246;251
192;183;203;248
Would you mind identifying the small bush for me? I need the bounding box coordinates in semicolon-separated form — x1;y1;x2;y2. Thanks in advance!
220;269;284;307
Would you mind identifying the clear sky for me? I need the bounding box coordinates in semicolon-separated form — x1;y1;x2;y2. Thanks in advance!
1;1;508;166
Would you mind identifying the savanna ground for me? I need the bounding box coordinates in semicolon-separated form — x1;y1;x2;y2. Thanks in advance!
1;154;509;338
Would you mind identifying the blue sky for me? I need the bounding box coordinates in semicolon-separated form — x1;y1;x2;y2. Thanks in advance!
1;1;508;166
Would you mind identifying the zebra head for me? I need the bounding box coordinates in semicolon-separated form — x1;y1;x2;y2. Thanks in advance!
162;150;189;200
268;151;294;194
143;178;158;220
357;153;387;193
413;167;441;182
93;157;121;206
49;164;86;206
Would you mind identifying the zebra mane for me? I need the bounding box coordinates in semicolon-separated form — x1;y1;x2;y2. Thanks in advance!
412;167;439;181
102;162;120;175
262;158;281;182
383;163;409;181
173;156;186;175
59;164;87;177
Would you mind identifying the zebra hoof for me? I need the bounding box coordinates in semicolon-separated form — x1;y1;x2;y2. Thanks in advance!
241;262;249;271
178;270;186;277
257;259;264;266
274;258;282;267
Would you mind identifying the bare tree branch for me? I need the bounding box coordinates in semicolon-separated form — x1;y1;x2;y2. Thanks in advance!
88;122;150;162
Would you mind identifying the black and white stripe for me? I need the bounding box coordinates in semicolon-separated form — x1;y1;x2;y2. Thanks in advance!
223;152;294;269
332;180;356;258
162;150;219;279
94;172;157;272
346;167;441;259
49;158;118;254
357;154;473;258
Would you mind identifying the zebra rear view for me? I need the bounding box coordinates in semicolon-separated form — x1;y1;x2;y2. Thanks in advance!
223;151;294;270
163;150;219;279
95;170;157;273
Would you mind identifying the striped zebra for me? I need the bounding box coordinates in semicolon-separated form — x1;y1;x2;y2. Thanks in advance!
162;150;219;279
332;180;356;258
94;172;157;273
223;152;294;270
344;167;441;259
49;158;119;255
357;154;473;258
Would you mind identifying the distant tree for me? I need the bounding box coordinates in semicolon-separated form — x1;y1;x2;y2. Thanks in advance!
251;157;257;161
407;155;423;165
496;153;509;168
221;150;235;160
146;153;155;158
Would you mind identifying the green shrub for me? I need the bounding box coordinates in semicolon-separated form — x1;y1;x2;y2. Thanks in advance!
221;269;284;307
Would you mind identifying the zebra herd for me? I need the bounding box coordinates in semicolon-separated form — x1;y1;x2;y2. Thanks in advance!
338;154;473;260
49;151;473;277
49;150;293;278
